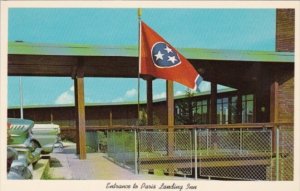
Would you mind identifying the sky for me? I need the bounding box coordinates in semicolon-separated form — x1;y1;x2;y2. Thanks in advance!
8;8;276;107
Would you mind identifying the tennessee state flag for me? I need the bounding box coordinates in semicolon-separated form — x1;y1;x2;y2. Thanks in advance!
139;21;202;91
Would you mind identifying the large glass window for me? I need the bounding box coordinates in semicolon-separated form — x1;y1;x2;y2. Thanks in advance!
175;99;208;125
242;94;254;123
217;97;229;124
195;100;208;124
230;96;238;123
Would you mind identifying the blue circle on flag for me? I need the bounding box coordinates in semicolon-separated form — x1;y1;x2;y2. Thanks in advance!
151;42;181;68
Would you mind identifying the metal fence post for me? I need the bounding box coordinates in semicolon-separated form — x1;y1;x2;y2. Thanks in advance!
276;126;280;181
122;130;125;165
194;128;198;180
134;129;138;174
239;128;243;154
107;130;109;157
206;128;209;155
111;130;116;157
114;130;117;160
269;128;273;180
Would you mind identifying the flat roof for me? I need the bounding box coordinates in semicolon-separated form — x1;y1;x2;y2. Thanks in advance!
8;42;294;91
9;41;294;63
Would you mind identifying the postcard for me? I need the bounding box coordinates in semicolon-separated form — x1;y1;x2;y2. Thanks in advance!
1;1;299;191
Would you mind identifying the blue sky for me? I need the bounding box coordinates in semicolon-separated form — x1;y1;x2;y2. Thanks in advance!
8;8;276;107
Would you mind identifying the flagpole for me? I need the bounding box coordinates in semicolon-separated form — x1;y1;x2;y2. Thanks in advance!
135;8;143;175
137;8;142;125
19;76;24;119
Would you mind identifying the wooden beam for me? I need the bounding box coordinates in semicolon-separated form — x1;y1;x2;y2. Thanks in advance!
140;159;270;169
139;153;272;169
209;82;217;124
146;78;153;126
71;65;78;79
59;122;280;131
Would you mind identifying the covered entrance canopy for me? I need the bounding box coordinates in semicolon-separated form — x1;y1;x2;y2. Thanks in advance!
9;41;293;89
8;41;294;159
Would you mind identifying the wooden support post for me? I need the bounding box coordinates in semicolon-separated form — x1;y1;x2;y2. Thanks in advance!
109;110;113;127
255;79;269;123
74;60;86;160
167;80;174;127
146;78;154;161
74;78;80;155
147;78;153;126
50;111;53;123
270;81;279;153
166;80;174;175
270;81;279;123
75;76;87;159
209;82;217;124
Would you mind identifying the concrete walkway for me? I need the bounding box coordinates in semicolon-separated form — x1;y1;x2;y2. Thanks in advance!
48;142;192;180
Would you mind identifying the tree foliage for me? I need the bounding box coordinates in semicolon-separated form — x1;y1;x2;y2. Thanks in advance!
175;89;200;125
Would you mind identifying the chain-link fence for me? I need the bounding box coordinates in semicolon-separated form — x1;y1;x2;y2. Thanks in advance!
197;128;273;180
139;130;193;176
278;125;294;180
104;124;293;181
86;131;100;152
107;130;137;172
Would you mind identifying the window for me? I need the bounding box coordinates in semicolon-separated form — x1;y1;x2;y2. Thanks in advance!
242;94;254;123
175;99;208;125
217;97;229;124
230;96;238;123
196;100;208;124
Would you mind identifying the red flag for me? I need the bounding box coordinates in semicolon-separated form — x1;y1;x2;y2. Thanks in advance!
139;21;202;90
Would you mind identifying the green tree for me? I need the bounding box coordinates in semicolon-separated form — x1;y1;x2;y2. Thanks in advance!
137;108;160;126
175;89;200;125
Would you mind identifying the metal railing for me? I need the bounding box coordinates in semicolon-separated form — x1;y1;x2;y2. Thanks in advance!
196;128;273;180
107;130;137;172
277;125;294;181
69;123;294;180
139;130;193;176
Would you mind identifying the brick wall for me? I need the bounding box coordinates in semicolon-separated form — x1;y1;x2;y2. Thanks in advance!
276;9;295;52
275;9;294;123
277;77;294;123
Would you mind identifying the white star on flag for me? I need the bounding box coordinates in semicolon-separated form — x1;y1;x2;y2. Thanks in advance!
164;46;172;53
167;56;177;64
154;51;164;61
140;21;203;92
